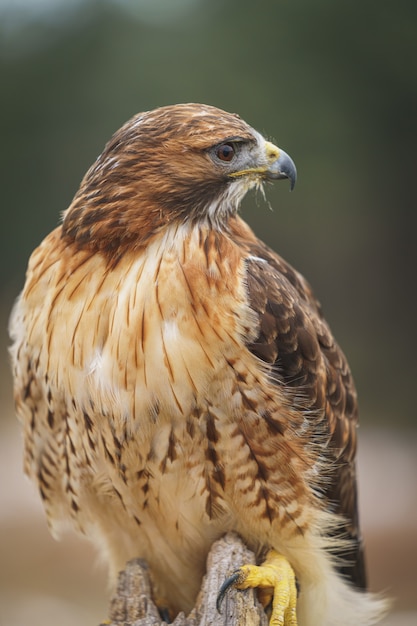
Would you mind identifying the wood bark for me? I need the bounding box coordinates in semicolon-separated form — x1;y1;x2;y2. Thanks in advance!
100;532;267;626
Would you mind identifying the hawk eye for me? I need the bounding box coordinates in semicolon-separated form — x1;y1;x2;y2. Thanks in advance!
216;142;236;162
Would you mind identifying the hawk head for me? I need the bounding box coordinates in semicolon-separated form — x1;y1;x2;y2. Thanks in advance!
62;103;296;253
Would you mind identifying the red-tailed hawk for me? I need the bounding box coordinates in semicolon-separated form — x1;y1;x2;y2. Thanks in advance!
9;104;386;625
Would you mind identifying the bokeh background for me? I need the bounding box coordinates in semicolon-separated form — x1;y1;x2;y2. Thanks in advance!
0;1;416;625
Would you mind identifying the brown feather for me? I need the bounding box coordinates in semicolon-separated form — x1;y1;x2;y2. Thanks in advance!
9;104;385;624
229;216;366;587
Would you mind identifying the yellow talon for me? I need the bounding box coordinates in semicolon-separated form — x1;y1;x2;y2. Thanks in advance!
217;550;298;626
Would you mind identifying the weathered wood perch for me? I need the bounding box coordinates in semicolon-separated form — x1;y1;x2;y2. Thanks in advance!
101;532;268;626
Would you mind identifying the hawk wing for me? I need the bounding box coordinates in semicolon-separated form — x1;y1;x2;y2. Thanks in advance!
230;217;366;589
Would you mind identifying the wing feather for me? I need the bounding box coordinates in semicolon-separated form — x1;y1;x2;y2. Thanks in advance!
230;217;367;588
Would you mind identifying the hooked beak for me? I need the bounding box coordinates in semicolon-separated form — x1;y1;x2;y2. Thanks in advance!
227;139;297;191
263;141;297;191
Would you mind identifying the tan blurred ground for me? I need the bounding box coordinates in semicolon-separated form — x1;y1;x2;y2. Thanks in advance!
1;360;416;626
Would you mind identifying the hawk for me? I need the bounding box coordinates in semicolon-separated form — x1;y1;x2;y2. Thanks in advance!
9;104;386;625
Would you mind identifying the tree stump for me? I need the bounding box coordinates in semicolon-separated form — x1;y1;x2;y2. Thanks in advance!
101;532;267;626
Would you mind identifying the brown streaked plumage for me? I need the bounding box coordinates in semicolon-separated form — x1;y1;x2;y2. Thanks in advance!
9;103;385;625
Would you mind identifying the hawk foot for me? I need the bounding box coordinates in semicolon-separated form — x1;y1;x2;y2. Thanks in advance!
217;550;298;626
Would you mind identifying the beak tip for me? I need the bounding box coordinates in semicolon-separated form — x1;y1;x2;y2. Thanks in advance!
267;149;297;191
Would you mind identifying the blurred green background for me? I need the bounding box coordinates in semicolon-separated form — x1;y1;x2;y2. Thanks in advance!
0;1;416;625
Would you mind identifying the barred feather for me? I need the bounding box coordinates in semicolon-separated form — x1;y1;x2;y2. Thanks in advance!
9;104;387;624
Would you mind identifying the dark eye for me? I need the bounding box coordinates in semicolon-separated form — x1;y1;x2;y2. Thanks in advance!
216;142;236;162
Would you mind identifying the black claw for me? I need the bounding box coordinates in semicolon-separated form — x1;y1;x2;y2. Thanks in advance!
216;570;241;614
158;607;171;623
